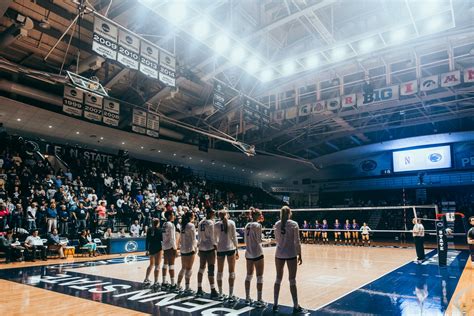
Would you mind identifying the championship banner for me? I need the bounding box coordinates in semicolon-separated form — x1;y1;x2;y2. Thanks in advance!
213;81;225;110
357;85;399;106
139;39;159;79
400;79;418;96
132;108;147;134
440;70;461;87
92;15;118;60
159;51;176;87
326;97;341;111
342;94;356;108
312;101;326;114
242;97;270;124
103;99;120;126
146;113;160;138
83;92;103;122
420;75;439;91
63;85;84;117
464;67;474;83
285;107;298;119
298;104;311;116
117;29;140;70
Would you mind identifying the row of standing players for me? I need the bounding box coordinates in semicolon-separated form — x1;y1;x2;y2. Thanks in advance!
301;219;372;246
143;206;306;314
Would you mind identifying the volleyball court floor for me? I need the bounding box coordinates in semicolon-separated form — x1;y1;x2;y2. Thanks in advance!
0;244;472;315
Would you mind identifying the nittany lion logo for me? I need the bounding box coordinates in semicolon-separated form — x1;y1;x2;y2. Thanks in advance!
125;35;133;45
429;153;442;163
125;241;138;252
146;46;153;55
101;23;110;33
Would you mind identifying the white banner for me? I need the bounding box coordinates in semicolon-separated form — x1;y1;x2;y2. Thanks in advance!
63;86;84;117
103;99;120;126
298;104;311;116
400;79;418;96
327;97;340;111
92;15;118;60
357;85;399;106
147;113;160;131
117;29;140;70
464;67;474;83
341;94;356;108
312;101;326;113
139;39;159;79
273;110;285;122
420;75;439;91
132;109;147;127
285;107;298;119
83;92;103;122
159;51;176;87
440;70;461;87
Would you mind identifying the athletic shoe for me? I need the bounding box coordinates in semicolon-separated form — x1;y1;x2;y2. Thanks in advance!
152;283;161;291
161;283;170;291
210;289;219;299
227;295;238;303
272;305;279;313
217;293;227;301
244;298;253;306
253;300;267;308
143;279;151;288
195;289;204;297
169;284;179;292
293;306;308;314
183;288;195;296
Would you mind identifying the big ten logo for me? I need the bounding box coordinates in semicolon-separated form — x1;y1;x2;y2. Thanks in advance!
363;87;393;104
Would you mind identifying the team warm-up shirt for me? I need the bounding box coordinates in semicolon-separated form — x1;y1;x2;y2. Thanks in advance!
467;227;474;243
198;218;216;251
360;225;371;235
214;219;238;252
274;219;301;259
244;222;263;259
344;223;351;230
162;221;176;250
352;223;360;230
334;223;341;230
180;222;197;254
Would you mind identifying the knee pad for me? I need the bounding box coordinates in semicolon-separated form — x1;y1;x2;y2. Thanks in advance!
289;278;296;286
229;272;235;279
198;268;205;275
208;265;215;276
274;278;282;285
185;270;193;278
154;265;160;271
216;272;223;281
245;274;253;282
256;275;263;284
169;265;175;271
162;264;168;270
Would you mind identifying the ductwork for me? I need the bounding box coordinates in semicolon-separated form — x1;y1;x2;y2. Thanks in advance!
0;79;185;141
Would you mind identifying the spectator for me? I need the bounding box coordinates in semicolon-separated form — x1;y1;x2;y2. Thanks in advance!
79;230;97;257
25;229;47;261
26;202;38;231
103;227;114;239
96;201;107;227
73;202;89;232
130;219;141;237
46;201;58;232
58;204;70;236
0;229;24;263
107;204;117;231
47;228;66;259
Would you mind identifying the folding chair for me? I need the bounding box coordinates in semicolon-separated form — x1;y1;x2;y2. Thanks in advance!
94;238;108;255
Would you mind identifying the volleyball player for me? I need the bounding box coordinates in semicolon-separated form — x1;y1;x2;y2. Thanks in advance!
214;209;239;301
162;210;177;290
273;206;307;314
352;219;360;246
302;220;310;243
177;212;197;293
343;219;352;245
333;219;342;245
144;219;163;289
467;216;474;262
197;208;219;298
314;220;321;244
360;222;371;246
321;219;329;244
244;208;265;307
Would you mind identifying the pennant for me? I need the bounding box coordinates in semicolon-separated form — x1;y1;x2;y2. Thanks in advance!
420;75;439;91
342;94;356;108
440;70;461;87
326;97;341;111
400;79;418;96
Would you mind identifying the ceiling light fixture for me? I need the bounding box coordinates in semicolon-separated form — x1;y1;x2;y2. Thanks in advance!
193;20;210;38
305;55;319;68
390;29;406;42
359;38;375;53
168;2;186;23
214;35;230;54
332;47;346;60
282;60;296;76
230;46;246;63
16;118;21;121
260;69;274;82
245;58;260;74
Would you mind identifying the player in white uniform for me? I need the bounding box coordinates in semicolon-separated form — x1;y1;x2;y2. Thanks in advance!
273;206;306;314
244;208;265;307
162;211;177;289
360;222;372;246
177;211;197;293
214;209;239;301
197;208;219;298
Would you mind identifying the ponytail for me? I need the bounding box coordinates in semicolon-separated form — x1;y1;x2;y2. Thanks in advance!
219;209;228;234
251;208;262;222
280;206;290;233
181;212;193;234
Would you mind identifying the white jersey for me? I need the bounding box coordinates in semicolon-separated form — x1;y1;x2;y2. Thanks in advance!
244;222;263;259
274;220;301;259
162;221;176;250
214;219;238;252
180;222;197;254
360;225;371;235
198;218;216;251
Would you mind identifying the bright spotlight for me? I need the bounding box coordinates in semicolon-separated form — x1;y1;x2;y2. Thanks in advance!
282;60;296;76
305;55;319;68
168;2;186;23
214;34;230;54
245;58;260;74
193;20;209;38
332;47;346;60
390;29;406;42
426;17;443;32
260;69;274;82
230;46;246;63
359;38;375;53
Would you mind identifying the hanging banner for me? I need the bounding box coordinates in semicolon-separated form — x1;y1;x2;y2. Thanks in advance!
139;39;159;79
400;79;418;96
312;101;326;114
83;92;103;122
342;94;356;108
440;70;461;87
298;104;311;116
146;113;160;138
63;86;84;117
326;97;341;111
132;108;147;134
273;110;285;122
420;75;439;91
159;51;176;87
464;67;474;83
103;99;120;126
117;29;140;70
242;97;270;125
357;85;399;106
213;81;225;110
92;15;118;60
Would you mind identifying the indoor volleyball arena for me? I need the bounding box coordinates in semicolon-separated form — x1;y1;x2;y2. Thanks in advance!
0;0;473;315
